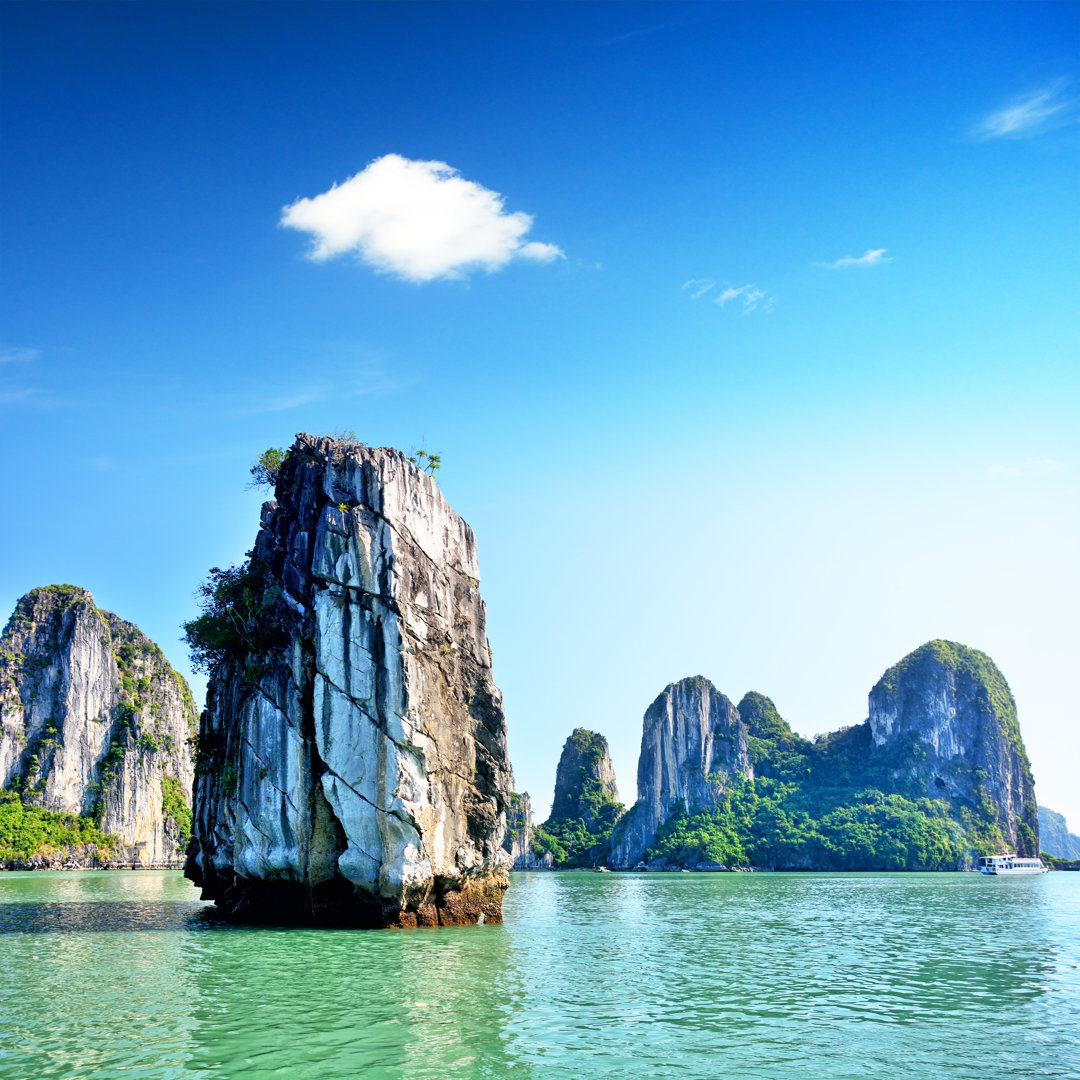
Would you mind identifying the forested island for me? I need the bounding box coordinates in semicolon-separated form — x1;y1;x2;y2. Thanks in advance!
508;641;1049;873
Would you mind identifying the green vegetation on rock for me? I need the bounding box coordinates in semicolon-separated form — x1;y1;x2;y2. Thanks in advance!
181;558;288;674
637;679;1025;870
161;776;192;840
0;789;120;862
534;728;624;868
249;447;289;489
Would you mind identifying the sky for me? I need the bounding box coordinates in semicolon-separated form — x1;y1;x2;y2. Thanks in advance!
2;2;1078;830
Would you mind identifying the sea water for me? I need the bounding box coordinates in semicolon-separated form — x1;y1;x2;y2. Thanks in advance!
1;869;1077;1079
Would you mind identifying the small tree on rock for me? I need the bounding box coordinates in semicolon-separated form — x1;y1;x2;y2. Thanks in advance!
249;448;288;489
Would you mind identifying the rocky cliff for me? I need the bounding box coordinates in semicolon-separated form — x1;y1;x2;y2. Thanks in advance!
609;641;1039;870
609;678;750;868
531;729;624;867
0;585;196;867
550;728;620;822
868;640;1038;855
503;791;553;869
185;434;514;926
1038;807;1080;861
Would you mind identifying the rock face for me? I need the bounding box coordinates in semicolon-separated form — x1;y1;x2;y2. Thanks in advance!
502;791;553;870
608;641;1039;870
1037;807;1080;861
868;640;1038;855
550;728;620;822
186;435;514;926
609;677;750;868
0;585;196;866
534;728;625;867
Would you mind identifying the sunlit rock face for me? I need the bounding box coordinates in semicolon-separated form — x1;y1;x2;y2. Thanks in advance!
186;435;513;926
609;677;751;868
0;586;196;866
868;640;1039;855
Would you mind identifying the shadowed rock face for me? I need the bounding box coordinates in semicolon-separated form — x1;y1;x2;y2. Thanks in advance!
1038;807;1080;861
609;677;750;868
868;640;1038;855
186;435;514;927
502;791;553;870
0;585;196;866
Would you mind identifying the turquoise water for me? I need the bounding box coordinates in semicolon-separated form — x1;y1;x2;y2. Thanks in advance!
0;870;1077;1079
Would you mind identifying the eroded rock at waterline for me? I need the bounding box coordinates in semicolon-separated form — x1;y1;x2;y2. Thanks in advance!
0;585;196;867
185;435;514;926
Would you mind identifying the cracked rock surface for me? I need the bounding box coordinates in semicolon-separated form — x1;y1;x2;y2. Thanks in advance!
609;677;750;868
186;435;513;926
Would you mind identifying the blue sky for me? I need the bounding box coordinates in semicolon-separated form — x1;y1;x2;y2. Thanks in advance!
3;2;1079;828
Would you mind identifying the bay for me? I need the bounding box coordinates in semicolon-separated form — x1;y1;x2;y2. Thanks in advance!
0;870;1077;1079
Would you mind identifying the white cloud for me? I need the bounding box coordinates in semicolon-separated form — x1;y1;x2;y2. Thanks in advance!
280;154;564;283
987;457;1064;478
713;284;774;314
816;249;891;270
682;278;715;299
972;83;1073;140
0;346;38;365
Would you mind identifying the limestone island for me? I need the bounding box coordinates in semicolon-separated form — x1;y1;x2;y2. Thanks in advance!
183;434;514;927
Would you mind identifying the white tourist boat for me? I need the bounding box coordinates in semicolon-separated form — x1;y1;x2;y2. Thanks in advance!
977;853;1048;876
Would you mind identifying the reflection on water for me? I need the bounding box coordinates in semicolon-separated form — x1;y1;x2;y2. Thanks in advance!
0;870;1076;1079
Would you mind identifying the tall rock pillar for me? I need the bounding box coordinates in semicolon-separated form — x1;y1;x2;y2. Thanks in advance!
186;435;514;926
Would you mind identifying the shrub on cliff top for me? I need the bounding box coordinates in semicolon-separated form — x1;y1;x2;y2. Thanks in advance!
407;447;441;475
249;447;289;489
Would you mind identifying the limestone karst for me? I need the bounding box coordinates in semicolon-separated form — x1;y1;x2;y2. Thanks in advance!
609;678;748;868
0;585;196;867
1038;806;1080;861
867;640;1038;855
185;434;514;926
608;641;1039;870
503;791;553;870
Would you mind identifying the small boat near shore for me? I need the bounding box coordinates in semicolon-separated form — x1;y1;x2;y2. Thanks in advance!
977;853;1048;876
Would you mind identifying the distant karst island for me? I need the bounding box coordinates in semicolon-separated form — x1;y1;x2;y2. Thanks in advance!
507;640;1047;873
2;433;1075;921
0;585;196;869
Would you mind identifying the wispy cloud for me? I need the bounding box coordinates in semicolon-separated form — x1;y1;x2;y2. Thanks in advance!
229;353;399;417
987;457;1064;479
715;284;774;314
0;346;38;365
281;154;564;283
816;249;891;270
608;17;689;44
0;387;41;408
682;278;715;300
684;279;774;314
972;82;1074;140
